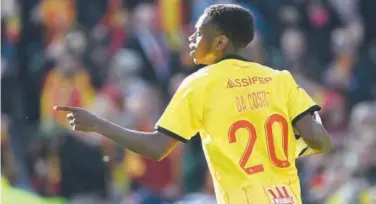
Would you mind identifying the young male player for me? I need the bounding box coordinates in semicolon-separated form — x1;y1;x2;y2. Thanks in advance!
55;4;332;204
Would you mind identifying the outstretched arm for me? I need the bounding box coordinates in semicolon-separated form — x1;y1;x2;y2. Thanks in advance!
96;119;179;161
54;106;179;161
54;73;202;160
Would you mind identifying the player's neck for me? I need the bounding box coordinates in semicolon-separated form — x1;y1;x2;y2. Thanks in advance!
217;50;248;63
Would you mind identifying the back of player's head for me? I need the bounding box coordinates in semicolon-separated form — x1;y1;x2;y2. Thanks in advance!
204;4;255;49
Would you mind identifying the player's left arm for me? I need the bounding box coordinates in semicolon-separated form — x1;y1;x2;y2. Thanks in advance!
283;71;332;153
294;111;332;153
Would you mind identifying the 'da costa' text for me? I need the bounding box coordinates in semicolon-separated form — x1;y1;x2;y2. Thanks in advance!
235;91;269;113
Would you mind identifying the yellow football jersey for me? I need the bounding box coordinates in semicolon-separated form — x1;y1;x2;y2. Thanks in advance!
156;56;321;204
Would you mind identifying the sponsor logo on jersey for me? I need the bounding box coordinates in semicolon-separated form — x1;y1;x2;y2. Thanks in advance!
267;186;296;204
226;77;272;88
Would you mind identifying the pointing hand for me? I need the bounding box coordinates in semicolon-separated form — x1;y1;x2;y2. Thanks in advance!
53;106;102;132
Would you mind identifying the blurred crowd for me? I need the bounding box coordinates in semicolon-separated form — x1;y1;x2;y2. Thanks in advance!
1;0;376;203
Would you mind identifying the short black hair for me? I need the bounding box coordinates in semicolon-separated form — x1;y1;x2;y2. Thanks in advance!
204;4;255;49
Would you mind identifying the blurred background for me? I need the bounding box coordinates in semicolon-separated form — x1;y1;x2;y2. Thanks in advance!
1;0;376;203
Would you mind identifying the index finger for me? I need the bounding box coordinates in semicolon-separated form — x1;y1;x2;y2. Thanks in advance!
53;105;80;112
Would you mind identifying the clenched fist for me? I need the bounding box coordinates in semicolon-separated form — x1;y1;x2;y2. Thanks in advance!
53;106;103;132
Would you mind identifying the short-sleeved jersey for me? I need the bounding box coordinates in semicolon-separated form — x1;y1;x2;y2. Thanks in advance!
155;56;321;204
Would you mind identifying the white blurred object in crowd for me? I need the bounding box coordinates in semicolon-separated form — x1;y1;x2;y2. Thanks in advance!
329;0;359;22
126;84;161;122
66;30;87;56
133;3;156;30
91;48;144;125
350;101;376;135
331;28;354;54
169;73;186;96
279;5;300;26
46;40;65;61
281;28;306;65
175;193;217;204
346;21;364;46
1;0;18;18
112;48;143;77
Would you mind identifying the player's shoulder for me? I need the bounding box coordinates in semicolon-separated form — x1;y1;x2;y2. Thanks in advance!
277;69;295;79
254;65;298;90
253;64;293;79
178;66;211;90
259;66;295;81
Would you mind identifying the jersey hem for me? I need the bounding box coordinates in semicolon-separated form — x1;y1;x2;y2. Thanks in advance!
292;105;321;125
155;126;189;143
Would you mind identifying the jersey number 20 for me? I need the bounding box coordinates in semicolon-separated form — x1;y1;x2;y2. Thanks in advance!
228;114;290;175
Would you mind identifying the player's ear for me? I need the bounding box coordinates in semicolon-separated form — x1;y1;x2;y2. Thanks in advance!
214;35;229;50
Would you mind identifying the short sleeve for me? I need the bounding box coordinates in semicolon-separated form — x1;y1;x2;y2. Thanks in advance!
155;75;202;143
283;71;321;125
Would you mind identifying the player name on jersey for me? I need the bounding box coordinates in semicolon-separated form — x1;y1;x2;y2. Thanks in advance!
235;91;270;112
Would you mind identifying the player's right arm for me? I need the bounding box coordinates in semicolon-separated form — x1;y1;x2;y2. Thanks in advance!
53;73;203;161
53;105;179;161
283;71;332;153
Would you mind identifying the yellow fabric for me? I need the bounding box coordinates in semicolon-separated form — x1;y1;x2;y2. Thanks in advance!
359;188;373;204
156;69;203;140
325;190;350;204
125;151;146;178
159;0;182;49
295;136;320;158
156;59;321;203
322;187;373;204
1;176;66;204
283;71;319;123
160;0;180;33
